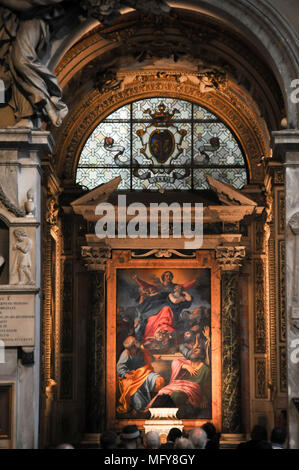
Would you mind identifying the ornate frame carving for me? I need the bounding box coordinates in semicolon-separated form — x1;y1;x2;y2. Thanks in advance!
54;73;268;185
106;250;221;431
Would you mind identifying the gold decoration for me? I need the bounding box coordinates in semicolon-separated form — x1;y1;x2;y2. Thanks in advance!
81;246;111;270
54;74;267;184
132;249;196;258
216;246;246;271
255;358;267;398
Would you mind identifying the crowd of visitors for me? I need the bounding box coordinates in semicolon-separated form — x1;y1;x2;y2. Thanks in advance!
55;423;287;450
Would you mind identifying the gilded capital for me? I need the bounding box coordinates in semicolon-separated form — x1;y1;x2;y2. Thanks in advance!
216;246;246;271
81;246;111;271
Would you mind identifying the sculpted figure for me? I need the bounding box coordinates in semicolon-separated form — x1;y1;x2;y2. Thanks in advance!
12;228;34;285
0;0;170;128
0;0;69;128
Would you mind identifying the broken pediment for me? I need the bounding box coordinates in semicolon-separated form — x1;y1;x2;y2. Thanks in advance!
206;175;257;206
71;176;121;217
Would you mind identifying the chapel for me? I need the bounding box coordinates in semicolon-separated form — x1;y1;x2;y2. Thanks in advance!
0;0;298;449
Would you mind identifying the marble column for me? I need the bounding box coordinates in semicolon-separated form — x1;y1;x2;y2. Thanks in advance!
216;246;246;434
272;131;299;449
0;130;54;449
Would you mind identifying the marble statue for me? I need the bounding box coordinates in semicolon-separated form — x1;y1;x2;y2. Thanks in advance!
0;0;170;128
0;0;70;128
12;228;34;285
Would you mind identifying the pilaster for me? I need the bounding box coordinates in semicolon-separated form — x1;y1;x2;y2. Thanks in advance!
0;129;53;449
272;130;299;448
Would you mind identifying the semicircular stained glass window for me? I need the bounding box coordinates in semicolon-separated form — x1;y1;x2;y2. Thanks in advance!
76;97;248;191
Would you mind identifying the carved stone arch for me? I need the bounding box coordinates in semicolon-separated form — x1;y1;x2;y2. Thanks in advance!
50;2;298;128
54;74;268;185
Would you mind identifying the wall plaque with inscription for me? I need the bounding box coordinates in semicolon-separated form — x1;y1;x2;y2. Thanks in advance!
0;295;34;346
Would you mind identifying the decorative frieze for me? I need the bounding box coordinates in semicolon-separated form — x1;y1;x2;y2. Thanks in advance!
255;358;267;398
288;212;299;320
86;272;106;432
278;240;286;342
254;259;267;354
221;271;242;433
132;249;196;258
61;261;73;354
278;191;285;234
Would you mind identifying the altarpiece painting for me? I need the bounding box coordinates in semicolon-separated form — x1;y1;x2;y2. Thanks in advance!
106;252;221;429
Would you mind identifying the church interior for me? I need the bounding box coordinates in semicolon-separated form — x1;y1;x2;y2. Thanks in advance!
0;0;298;450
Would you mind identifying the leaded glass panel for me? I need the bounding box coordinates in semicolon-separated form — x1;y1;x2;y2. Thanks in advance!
76;97;248;191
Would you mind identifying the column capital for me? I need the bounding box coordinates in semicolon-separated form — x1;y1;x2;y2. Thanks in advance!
216;245;246;271
81;246;111;271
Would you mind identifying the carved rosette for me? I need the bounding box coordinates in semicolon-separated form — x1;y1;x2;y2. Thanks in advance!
81;246;111;271
216;246;246;271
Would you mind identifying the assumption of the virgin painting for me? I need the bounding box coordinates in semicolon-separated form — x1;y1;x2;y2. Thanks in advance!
116;268;211;420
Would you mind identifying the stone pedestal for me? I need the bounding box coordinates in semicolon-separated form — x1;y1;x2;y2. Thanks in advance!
272;130;299;449
0;130;53;449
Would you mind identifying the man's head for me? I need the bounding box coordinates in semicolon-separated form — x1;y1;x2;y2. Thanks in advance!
189;346;206;363
56;443;74;449
189;427;208;449
173;284;183;297
271;426;287;445
174;437;194;449
167;427;182;443
100;430;118;449
143;431;161;449
184;331;195;344
201;422;216;440
121;424;140;449
123;336;140;355
250;425;268;441
190;307;201;319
